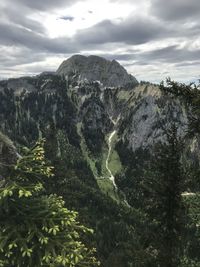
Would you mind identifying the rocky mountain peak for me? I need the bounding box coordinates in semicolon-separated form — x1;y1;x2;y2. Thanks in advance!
56;54;138;88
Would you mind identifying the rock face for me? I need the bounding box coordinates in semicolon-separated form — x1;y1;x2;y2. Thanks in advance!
56;55;138;88
0;132;18;182
118;84;189;152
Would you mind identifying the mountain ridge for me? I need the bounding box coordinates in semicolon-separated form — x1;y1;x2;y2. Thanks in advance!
0;55;138;94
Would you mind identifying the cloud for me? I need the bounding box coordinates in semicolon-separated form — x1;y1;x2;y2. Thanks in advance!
97;45;200;69
74;16;171;45
151;0;200;21
4;0;83;12
0;46;49;78
0;0;83;36
0;48;46;68
0;6;46;34
0;0;199;82
175;61;200;67
141;45;200;64
143;45;181;62
94;52;138;62
0;22;78;54
59;16;75;21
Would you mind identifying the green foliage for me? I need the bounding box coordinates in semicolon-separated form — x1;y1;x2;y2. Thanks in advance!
142;126;186;267
160;78;200;136
0;82;79;147
0;139;99;267
182;194;200;264
116;126;188;267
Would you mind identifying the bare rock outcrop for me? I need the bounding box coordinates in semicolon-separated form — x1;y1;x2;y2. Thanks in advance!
0;132;18;182
56;55;138;88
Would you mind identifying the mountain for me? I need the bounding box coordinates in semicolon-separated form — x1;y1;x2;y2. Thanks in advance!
0;55;198;196
56;54;138;87
0;55;199;266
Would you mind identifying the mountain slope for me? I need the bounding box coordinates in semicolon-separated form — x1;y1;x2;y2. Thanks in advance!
0;55;200;266
0;56;198;192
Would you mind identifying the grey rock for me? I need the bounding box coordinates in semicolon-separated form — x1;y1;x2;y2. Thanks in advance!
112;84;190;152
56;55;138;88
0;132;18;184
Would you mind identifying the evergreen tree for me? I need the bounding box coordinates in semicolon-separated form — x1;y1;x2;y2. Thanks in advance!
142;125;185;267
0;139;99;267
160;78;200;136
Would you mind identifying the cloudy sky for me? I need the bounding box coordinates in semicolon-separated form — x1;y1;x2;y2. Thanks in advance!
0;0;200;83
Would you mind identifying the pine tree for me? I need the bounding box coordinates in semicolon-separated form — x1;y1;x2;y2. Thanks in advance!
142;125;185;267
0;139;99;267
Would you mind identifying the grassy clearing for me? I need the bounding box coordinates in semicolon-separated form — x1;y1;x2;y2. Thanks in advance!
77;122;123;203
100;144;109;176
117;90;132;101
97;178;120;203
109;150;122;176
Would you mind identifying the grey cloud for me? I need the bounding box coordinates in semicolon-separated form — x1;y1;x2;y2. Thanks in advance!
12;17;46;34
175;61;200;67
0;0;82;38
1;7;46;34
75;17;170;45
110;0;136;2
4;0;83;12
126;61;151;66
0;48;46;68
0;0;199;82
0;0;85;37
59;16;75;21
18;64;57;74
151;0;200;21
94;52;138;62
0;47;49;79
103;46;200;70
142;46;200;63
0;22;78;54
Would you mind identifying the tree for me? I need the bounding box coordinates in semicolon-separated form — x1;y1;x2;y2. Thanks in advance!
142;125;186;267
159;80;200;266
160;78;200;136
0;139;99;267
